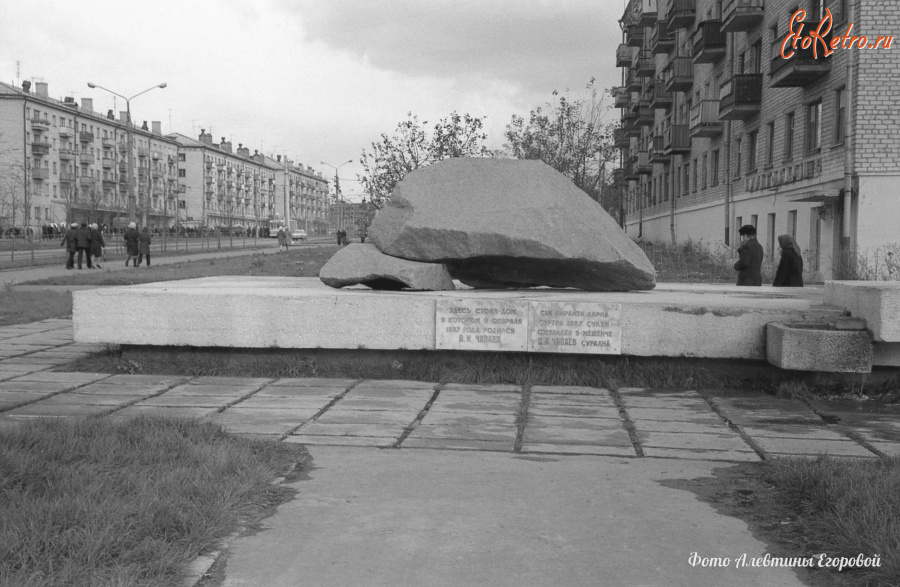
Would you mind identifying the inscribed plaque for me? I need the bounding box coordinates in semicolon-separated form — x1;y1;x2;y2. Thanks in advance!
435;299;529;351
528;302;622;354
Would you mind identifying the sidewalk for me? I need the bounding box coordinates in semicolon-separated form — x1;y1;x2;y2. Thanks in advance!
2;319;899;585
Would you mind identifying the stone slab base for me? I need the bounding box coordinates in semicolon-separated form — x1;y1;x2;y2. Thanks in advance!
824;280;900;342
766;322;873;373
73;278;846;361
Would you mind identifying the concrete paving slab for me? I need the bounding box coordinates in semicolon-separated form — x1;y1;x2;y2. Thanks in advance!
205;413;314;436
4;402;113;417
399;438;514;451
520;443;637;457
136;395;238;408
528;414;624;429
164;383;262;396
752;436;877;457
419;411;516;426
221;407;320;420
529;393;616;406
524;426;633;447
7;371;109;383
99;374;191;385
739;426;851;440
865;440;900;456
231;396;332;410
0;381;77;393
528;404;622;419
39;393;141;406
293;422;404;438
641;447;762;462
0;344;53;353
531;385;608;395
441;383;522;393
638;431;754;452
626;407;724;423
190;376;273;386
353;379;438;391
254;385;345;398
427;399;520;414
336;397;431;411
285;435;396;447
405;424;516;443
0;357;65;365
267;377;358;388
314;409;419;426
113;406;217;419
619;395;709;409
0;365;52;376
70;382;174;395
218;447;804;587
0;392;49;411
631;419;733;433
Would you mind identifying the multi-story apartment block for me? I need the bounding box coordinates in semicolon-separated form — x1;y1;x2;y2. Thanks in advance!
260;154;331;236
615;0;899;279
0;80;179;233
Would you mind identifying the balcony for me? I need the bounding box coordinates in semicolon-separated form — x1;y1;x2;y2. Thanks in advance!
119;163;128;174
31;142;50;156
719;74;763;120
635;100;655;127
58;125;73;138
770;25;833;87
118;141;128;152
137;168;147;177
636;0;659;27
624;119;642;138
32;168;50;181
626;69;642;92
623;157;640;181
101;157;114;169
60;171;76;183
651;81;673;109
31;117;50;132
662;56;693;93
80;153;95;165
663;124;691;154
614;128;631;149
692;20;726;63
650;21;676;54
79;131;94;143
626;24;645;48
101;138;114;150
690;100;723;137
103;178;117;188
722;0;765;33
635;151;653;176
138;148;150;158
616;44;635;68
635;50;656;77
79;177;95;188
650;134;670;163
613;86;631;108
59;148;76;161
665;0;695;33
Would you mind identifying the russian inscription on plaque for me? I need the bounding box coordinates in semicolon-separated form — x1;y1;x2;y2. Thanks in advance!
435;299;529;351
528;302;622;354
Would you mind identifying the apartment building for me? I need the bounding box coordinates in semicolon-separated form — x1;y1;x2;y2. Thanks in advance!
615;0;900;279
0;80;179;232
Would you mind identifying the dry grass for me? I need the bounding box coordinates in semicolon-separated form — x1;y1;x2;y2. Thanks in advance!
0;289;72;327
0;416;308;587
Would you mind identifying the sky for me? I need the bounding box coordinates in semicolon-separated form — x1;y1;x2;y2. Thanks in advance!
0;0;625;201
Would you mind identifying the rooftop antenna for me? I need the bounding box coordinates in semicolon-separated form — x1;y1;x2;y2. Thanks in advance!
15;60;20;86
168;109;174;133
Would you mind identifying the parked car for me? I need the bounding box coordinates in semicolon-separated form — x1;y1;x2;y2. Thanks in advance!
290;229;307;241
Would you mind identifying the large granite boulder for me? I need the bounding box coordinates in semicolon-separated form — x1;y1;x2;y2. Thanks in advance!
320;243;455;290
369;158;656;291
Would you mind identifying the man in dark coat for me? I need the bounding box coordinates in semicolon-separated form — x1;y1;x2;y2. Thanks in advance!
89;223;105;269
124;222;140;267
733;224;764;286
773;234;804;287
137;226;152;267
74;222;93;269
60;222;78;269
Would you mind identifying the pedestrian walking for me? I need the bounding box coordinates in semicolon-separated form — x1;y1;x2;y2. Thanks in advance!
138;226;152;267
772;234;804;287
74;222;93;269
89;223;105;269
124;222;140;267
60;222;78;269
733;224;763;286
277;227;288;252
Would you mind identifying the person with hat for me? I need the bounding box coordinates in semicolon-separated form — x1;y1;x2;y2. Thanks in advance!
89;223;105;269
60;222;79;269
74;222;93;269
137;226;153;267
773;234;804;287
124;222;140;267
733;224;764;286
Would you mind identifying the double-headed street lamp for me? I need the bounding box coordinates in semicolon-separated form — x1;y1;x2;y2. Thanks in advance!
86;82;167;227
320;159;353;232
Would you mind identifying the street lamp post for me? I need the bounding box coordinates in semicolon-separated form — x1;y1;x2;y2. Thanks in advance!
86;82;166;227
320;160;353;234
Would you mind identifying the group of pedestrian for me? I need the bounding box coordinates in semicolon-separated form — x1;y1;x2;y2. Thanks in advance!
60;223;105;270
60;221;152;269
336;228;348;246
123;222;152;267
733;224;804;287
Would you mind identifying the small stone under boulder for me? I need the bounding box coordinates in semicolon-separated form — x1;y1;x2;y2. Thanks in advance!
319;243;455;291
369;158;656;291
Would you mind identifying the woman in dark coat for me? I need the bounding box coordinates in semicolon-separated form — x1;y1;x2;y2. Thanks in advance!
773;234;804;287
138;226;152;267
89;223;105;269
124;222;140;267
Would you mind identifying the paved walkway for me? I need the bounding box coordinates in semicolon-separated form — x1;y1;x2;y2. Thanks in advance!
3;312;899;585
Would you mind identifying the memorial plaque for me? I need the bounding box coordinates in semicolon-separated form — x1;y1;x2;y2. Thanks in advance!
435;299;529;351
528;302;622;354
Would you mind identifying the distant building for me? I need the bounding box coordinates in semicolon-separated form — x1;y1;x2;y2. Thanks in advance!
0;80;178;232
329;200;375;237
615;0;900;279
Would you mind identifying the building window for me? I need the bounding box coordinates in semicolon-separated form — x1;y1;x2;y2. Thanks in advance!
702;154;708;190
787;209;797;239
785;112;795;161
735;138;742;177
736;216;743;231
750;214;758;229
179;153;186;161
692;158;698;192
711;150;720;186
664;171;670;201
767;213;777;260
683;163;690;196
178;169;186;177
34;207;41;220
766;122;775;167
835;88;847;143
807;100;822;153
748;131;759;172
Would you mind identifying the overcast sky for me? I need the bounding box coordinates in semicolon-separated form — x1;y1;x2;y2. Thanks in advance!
0;0;625;199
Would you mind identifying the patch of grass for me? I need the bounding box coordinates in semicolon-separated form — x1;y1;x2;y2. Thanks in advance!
0;416;308;587
0;290;72;326
22;246;338;287
764;455;900;586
